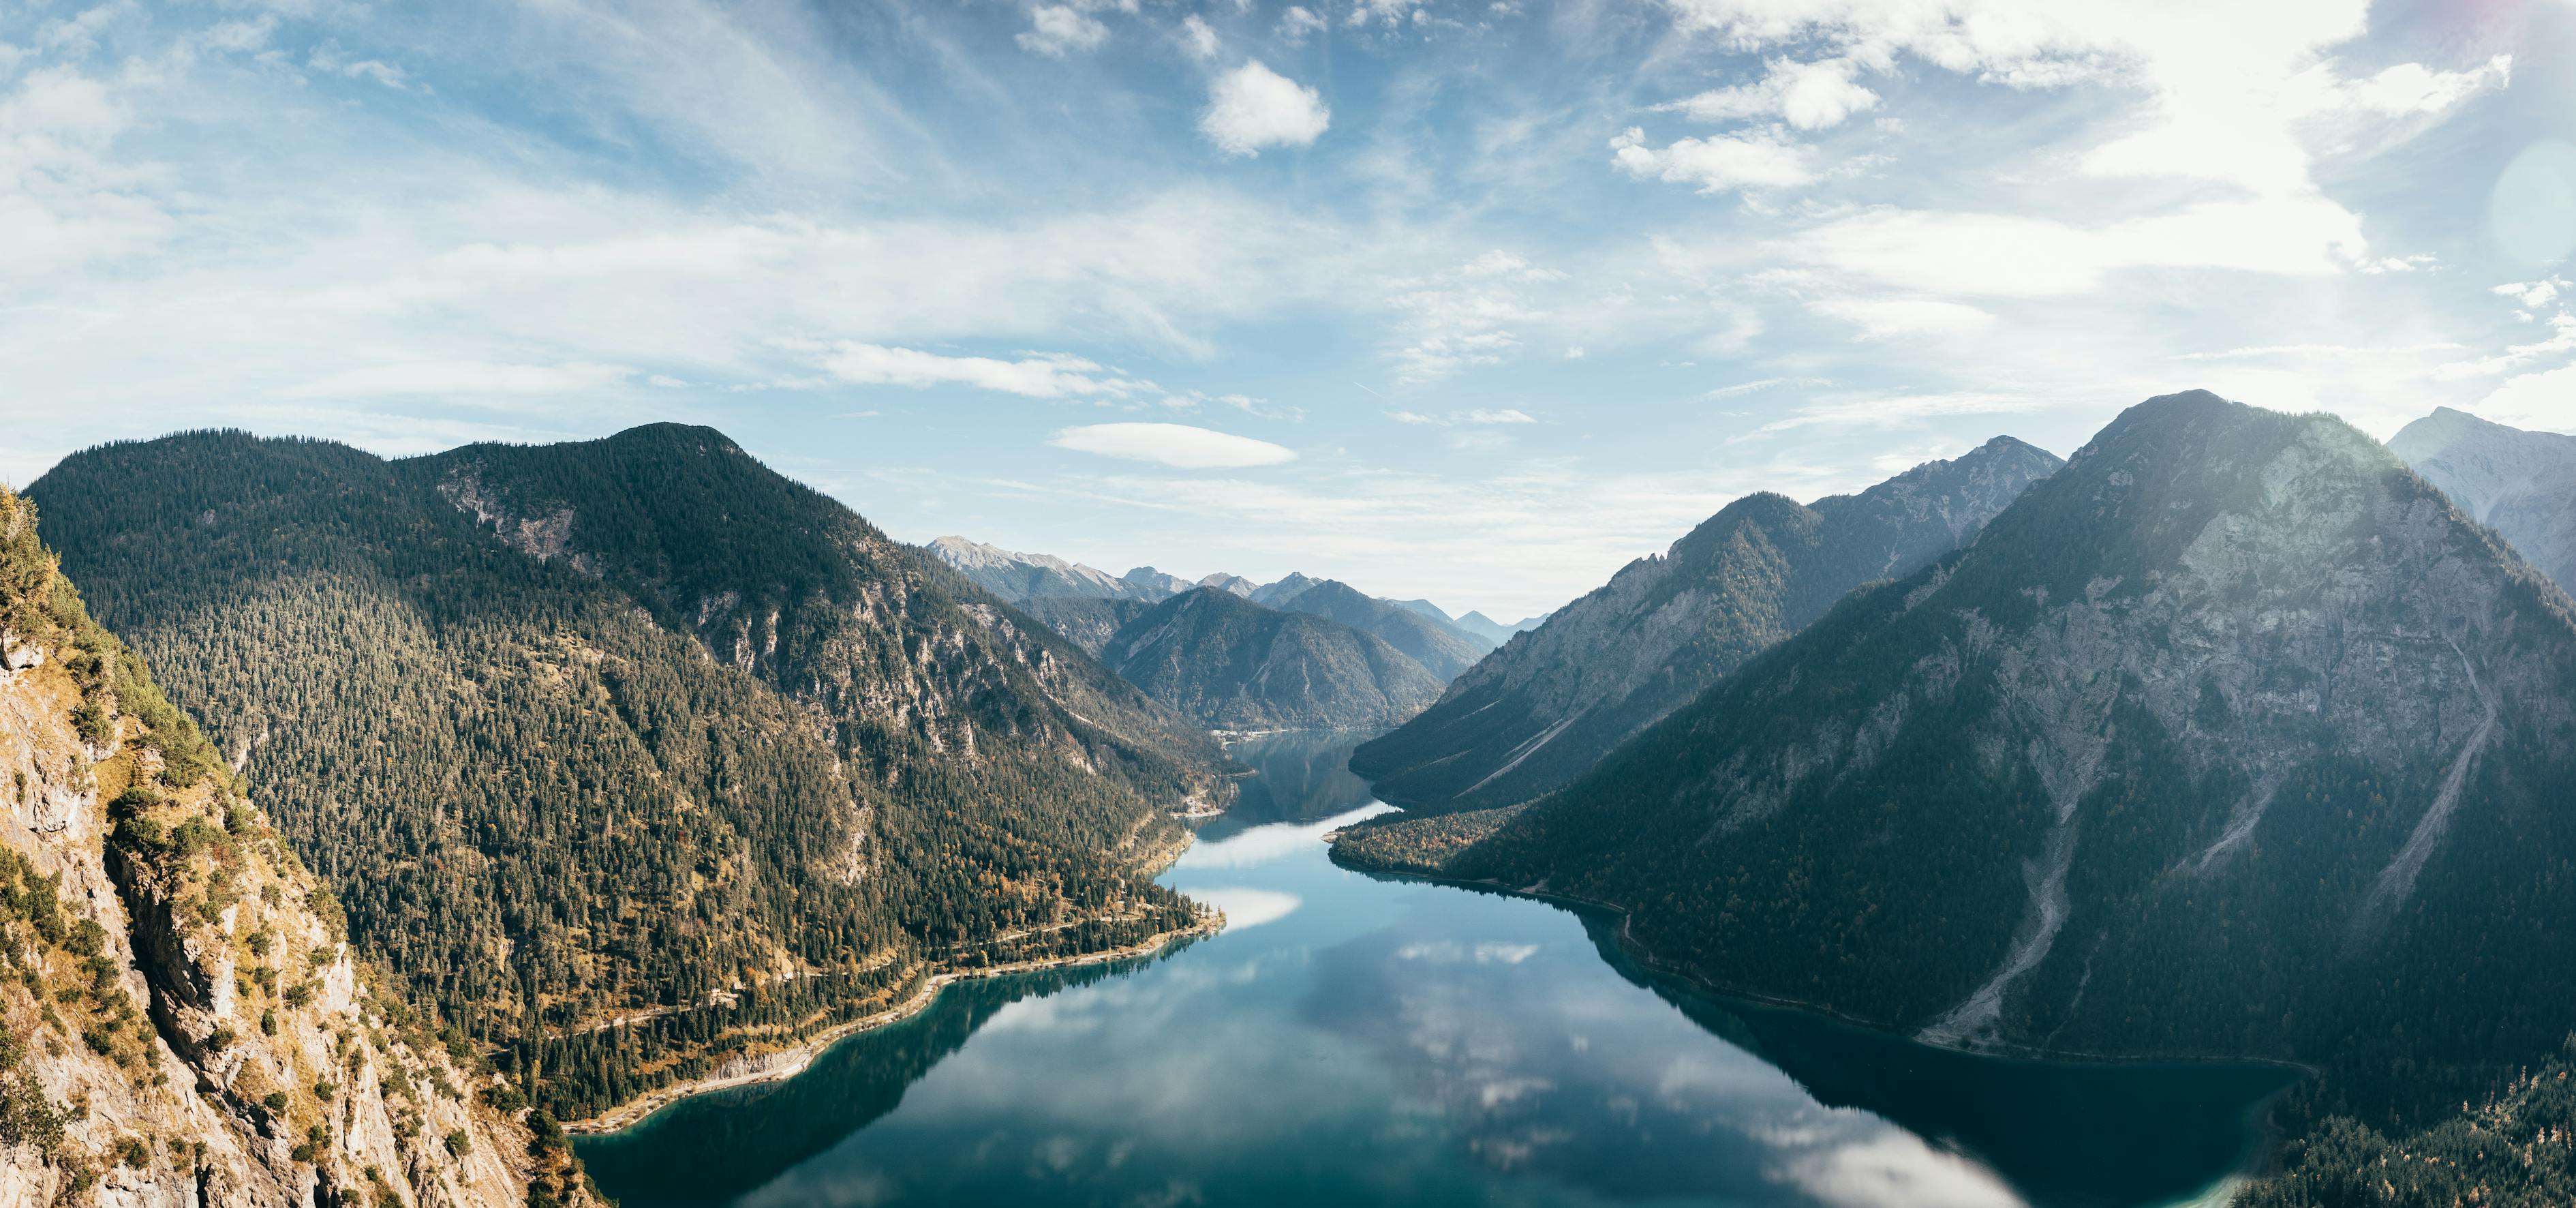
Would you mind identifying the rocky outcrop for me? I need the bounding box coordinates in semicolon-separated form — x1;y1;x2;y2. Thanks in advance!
1351;434;2064;814
0;484;571;1207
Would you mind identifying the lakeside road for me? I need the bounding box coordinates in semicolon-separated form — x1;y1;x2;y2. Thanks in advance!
566;822;1223;1136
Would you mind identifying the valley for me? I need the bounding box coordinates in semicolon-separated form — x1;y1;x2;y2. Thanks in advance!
5;393;2574;1206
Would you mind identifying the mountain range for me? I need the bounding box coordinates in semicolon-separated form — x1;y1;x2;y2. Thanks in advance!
1350;434;2066;815
1338;391;2576;1123
28;426;1225;1124
1096;588;1445;731
928;534;1505;728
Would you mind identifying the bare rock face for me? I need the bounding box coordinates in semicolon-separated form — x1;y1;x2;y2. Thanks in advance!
1393;393;2576;1098
2389;406;2576;598
1351;435;2064;815
0;485;567;1207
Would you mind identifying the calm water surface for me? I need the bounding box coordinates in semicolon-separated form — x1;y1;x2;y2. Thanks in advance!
579;730;2296;1208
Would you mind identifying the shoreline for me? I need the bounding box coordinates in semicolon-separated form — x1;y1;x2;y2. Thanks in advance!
568;821;1224;1137
564;906;1223;1136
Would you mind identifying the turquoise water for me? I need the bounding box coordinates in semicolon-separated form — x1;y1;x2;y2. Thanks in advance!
579;731;2295;1207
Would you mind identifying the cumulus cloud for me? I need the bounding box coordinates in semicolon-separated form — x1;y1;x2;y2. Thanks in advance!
1049;422;1298;468
1660;57;1880;130
814;343;1151;399
1610;126;1815;193
1200;61;1330;156
1017;5;1109;57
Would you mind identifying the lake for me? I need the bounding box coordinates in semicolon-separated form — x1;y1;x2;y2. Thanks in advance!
578;730;2297;1208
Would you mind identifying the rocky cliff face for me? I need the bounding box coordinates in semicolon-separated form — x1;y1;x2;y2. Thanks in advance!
1099;588;1443;730
2389;406;2576;597
1350;434;2063;814
1347;393;2576;1109
0;486;566;1207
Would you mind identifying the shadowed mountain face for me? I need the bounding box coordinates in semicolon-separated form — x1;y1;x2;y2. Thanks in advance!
1340;392;2576;1117
2391;407;2576;597
1350;435;2064;815
1099;588;1445;730
30;425;1222;1119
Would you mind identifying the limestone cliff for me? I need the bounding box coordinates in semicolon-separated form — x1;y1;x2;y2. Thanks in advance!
0;485;570;1207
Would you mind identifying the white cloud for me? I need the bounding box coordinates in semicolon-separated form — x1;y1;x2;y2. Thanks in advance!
1200;61;1330;156
277;360;634;399
1178;14;1220;59
1017;5;1109;56
1659;57;1880;130
2478;362;2576;432
1347;0;1424;27
2435;314;2576;380
815;343;1151;399
1277;5;1328;42
1049;423;1297;468
1610;125;1815;194
2302;54;2511;117
0;65;173;276
1387;408;1538;425
2494;279;2566;309
1778;198;2366;298
1809;297;1994;339
307;42;411;89
1189;886;1301;930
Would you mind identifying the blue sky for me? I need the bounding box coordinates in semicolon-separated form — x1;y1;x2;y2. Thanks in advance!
4;0;2572;619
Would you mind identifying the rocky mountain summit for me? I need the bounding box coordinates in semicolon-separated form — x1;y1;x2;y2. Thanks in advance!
0;485;570;1207
2390;406;2576;597
1340;392;2576;1114
1351;434;2064;815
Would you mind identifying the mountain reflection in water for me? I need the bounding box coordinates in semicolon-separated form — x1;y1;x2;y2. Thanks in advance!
579;729;2293;1208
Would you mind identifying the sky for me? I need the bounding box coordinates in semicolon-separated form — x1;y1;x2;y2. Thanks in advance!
4;0;2573;620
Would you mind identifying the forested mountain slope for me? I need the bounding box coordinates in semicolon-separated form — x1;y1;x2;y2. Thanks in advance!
1099;588;1443;730
1340;392;2576;1121
2390;407;2576;597
0;485;565;1206
1351;435;2062;814
29;427;1220;1121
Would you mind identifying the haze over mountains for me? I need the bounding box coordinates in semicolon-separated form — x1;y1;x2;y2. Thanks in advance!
928;532;1506;729
2391;406;2576;598
1340;392;2576;1123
